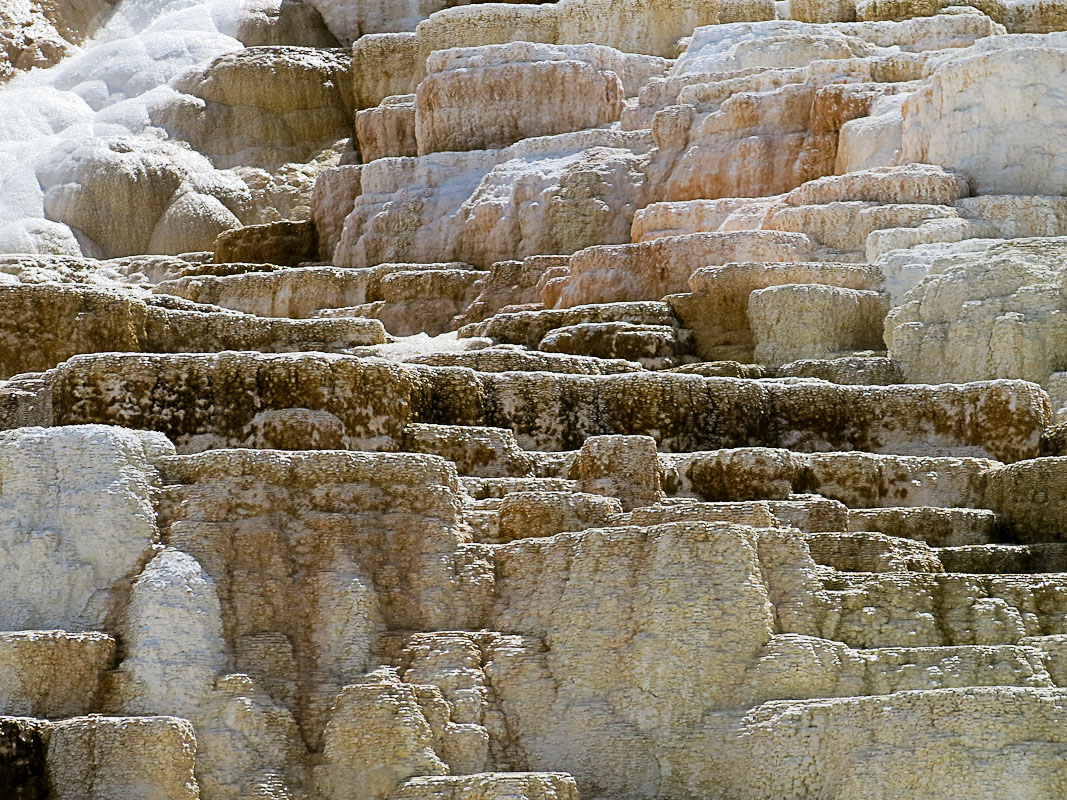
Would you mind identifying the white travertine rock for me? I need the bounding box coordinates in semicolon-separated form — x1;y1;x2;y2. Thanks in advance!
115;547;305;800
884;237;1067;385
672;20;873;75
114;548;227;716
0;425;165;630
461;300;682;348
497;491;622;541
537;320;692;370
691;688;1067;800
335;129;654;269
351;31;420;109
13;2;1067;797
425;41;671;102
154;265;387;318
308;0;426;42
415;43;647;155
38;136;250;258
402;423;536;477
350;0;773;108
370;268;485;335
789;163;969;205
151;46;354;170
987;456;1067;542
676;448;997;507
902;38;1067;195
749;283;889;363
417;0;772;65
317;668;449;800
48;351;1050;461
233;0;339;47
485;521;788;795
631;197;760;242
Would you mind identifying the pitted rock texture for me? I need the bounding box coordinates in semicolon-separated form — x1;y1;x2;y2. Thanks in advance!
9;0;1067;798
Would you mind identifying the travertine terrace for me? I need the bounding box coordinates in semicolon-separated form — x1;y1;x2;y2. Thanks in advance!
7;0;1067;797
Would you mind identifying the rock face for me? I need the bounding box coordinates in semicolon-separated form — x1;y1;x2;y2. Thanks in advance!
0;0;116;82
10;0;1067;798
411;43;668;155
334;128;654;269
152;46;354;169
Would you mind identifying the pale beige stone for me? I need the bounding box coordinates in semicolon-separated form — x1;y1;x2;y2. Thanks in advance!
902;39;1067;195
669;261;881;361
152;46;354;170
884;237;1067;385
690;689;1067;800
748;283;890;364
356;94;417;161
335;129;653;269
39;136;250;258
395;773;581;800
0;425;165;631
47;716;200;800
415;44;629;155
556;230;819;308
311;164;362;260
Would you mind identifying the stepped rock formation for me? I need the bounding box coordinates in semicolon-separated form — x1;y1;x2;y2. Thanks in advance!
9;0;1067;798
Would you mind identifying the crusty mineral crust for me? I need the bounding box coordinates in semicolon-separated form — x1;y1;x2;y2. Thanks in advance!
9;2;1067;799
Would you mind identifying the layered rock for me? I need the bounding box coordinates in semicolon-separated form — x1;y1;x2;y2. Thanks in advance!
151;46;354;170
884;237;1067;386
334;129;654;268
0;283;385;377
413;44;649;155
11;0;1067;796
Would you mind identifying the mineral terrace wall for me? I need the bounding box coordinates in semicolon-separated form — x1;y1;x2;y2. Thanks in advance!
5;0;1067;798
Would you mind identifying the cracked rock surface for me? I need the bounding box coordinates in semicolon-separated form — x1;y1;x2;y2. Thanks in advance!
7;0;1067;798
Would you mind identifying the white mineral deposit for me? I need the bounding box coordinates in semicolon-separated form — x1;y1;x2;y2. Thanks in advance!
4;0;1067;797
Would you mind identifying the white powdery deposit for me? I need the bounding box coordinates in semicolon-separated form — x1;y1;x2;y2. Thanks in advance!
0;0;249;257
0;424;171;630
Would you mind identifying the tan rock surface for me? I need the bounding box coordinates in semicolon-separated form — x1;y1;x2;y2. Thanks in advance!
357;94;418;161
11;1;1067;797
556;230;820;308
152;46;354;170
335;128;654;269
0;283;385;377
748;283;889;363
414;43;669;155
0;0;116;82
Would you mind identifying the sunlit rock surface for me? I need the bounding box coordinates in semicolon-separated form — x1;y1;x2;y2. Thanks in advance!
6;0;1067;797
